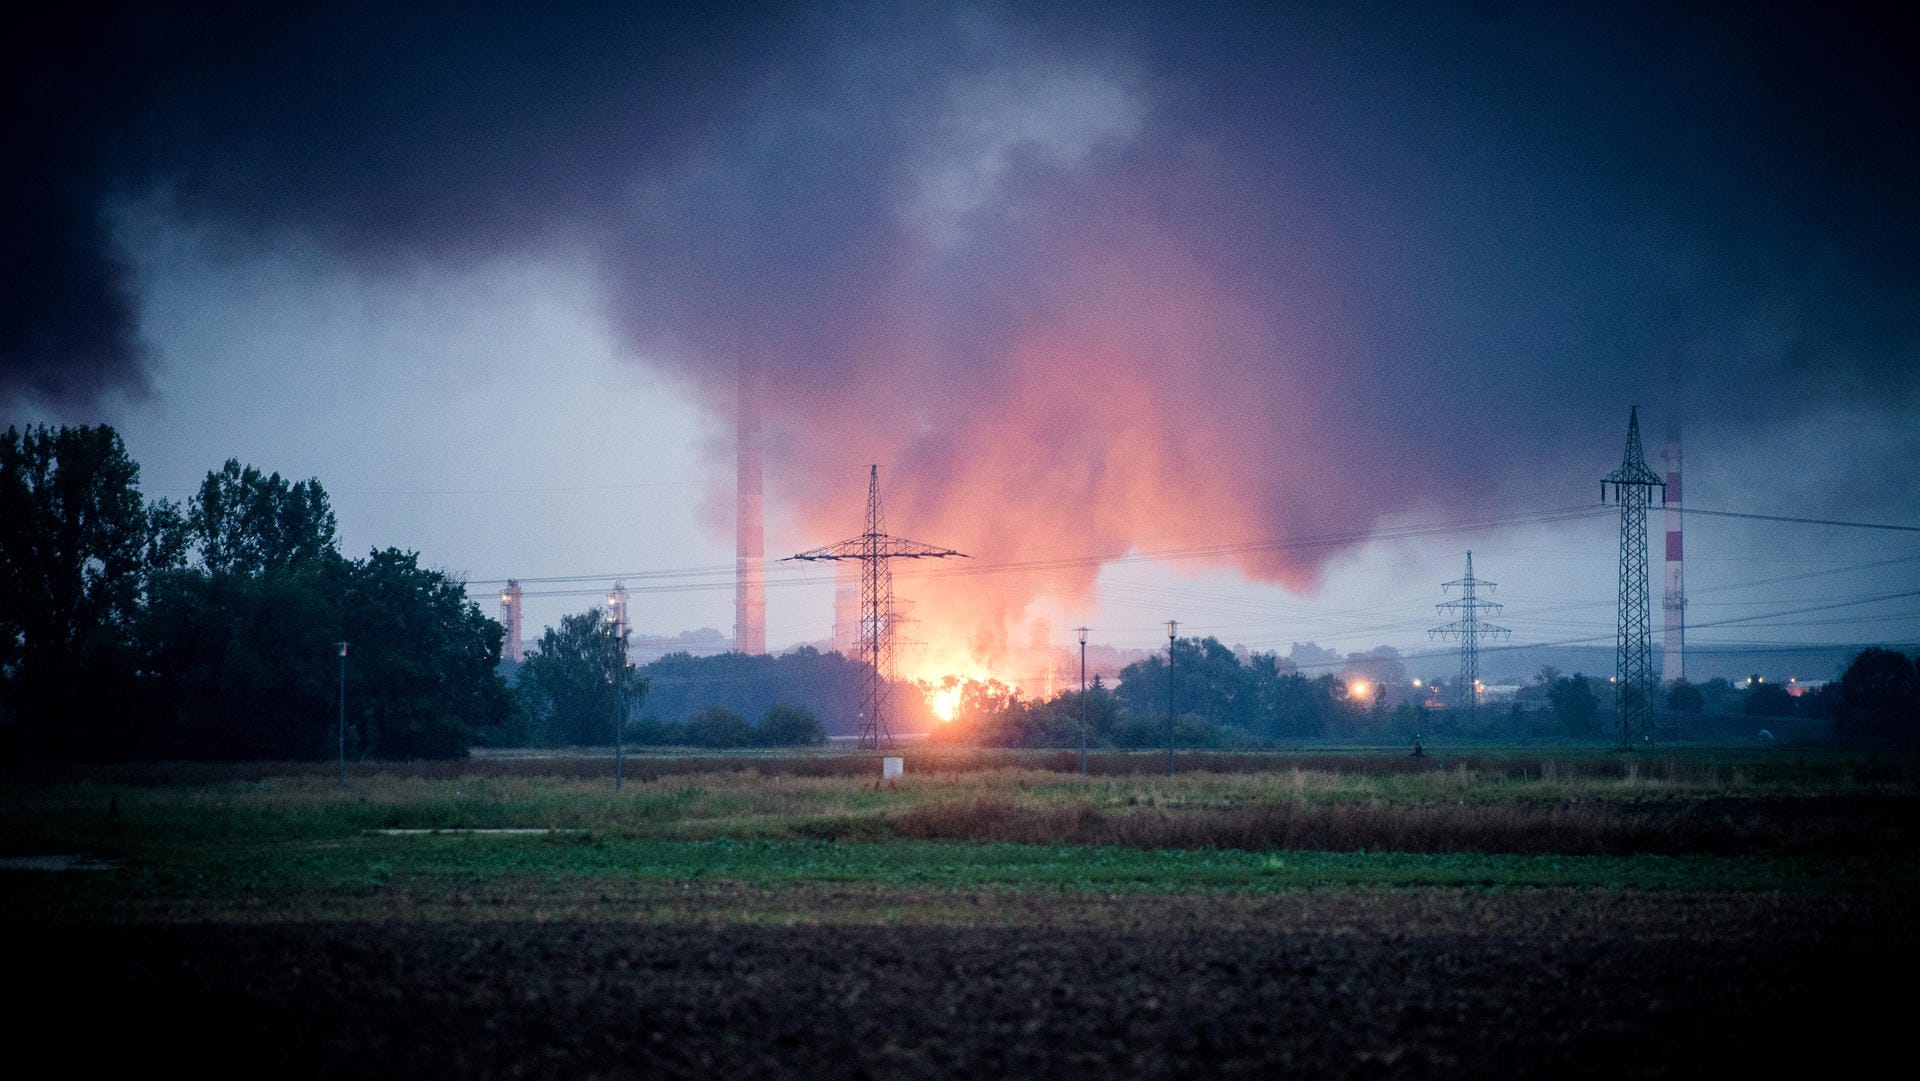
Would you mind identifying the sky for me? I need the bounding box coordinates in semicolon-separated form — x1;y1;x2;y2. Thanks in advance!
5;1;1916;688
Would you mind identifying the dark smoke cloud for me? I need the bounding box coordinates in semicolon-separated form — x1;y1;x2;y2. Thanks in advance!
5;2;1913;597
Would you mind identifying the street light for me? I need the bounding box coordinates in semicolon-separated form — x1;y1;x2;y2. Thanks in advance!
1165;620;1178;777
1076;626;1090;776
333;642;350;788
606;608;626;792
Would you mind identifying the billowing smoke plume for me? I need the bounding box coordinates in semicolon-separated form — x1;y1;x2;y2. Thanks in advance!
7;3;1915;675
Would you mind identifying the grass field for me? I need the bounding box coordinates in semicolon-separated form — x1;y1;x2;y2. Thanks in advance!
5;747;1915;1077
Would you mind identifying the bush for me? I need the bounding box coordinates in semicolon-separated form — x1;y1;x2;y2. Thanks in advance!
760;705;826;747
685;706;752;748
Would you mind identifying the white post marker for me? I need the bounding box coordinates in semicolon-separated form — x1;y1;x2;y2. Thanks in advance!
882;756;904;780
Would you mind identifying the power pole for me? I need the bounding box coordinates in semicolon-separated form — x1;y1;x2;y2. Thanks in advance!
1075;626;1089;775
1429;552;1509;720
787;466;967;749
333;641;350;788
606;592;628;791
1165;620;1178;776
1602;406;1666;747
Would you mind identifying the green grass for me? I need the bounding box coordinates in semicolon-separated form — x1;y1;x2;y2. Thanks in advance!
3;750;1914;925
8;833;1905;927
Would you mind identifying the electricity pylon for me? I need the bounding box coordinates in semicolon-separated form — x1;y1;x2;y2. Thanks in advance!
1602;406;1666;747
1429;551;1509;718
787;466;967;748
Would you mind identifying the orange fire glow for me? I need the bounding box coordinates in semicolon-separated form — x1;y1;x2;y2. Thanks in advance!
744;211;1386;698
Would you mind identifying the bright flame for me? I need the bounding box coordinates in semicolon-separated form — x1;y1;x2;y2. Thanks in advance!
1348;679;1369;700
930;687;960;722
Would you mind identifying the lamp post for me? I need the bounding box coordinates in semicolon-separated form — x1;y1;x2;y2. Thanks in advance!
333;641;350;788
1165;620;1178;777
1076;626;1090;775
607;603;626;793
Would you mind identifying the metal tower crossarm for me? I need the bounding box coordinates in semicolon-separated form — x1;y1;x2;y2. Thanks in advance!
785;466;968;749
790;536;967;562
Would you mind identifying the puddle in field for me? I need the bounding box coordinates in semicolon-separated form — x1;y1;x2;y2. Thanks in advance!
0;854;118;872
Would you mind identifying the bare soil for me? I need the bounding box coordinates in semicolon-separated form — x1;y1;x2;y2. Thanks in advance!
19;888;1904;1079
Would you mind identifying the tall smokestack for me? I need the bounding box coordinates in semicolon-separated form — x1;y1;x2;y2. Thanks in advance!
1661;370;1686;684
499;579;523;664
833;560;860;657
735;365;767;655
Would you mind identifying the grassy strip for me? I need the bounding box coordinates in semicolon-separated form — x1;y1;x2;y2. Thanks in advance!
14;835;1910;908
8;746;1916;790
6;770;1915;859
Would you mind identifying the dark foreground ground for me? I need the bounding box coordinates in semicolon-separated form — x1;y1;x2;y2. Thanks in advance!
18;888;1906;1080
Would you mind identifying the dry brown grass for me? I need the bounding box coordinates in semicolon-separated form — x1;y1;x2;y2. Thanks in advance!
887;791;1916;856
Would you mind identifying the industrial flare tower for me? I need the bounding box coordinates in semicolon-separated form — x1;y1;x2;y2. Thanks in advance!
1602;407;1666;747
1429;551;1509;716
498;580;523;663
787;466;967;748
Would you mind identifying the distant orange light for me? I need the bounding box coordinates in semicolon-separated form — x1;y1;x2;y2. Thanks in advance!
1348;680;1370;700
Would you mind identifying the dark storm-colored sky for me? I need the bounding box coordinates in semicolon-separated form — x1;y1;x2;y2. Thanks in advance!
4;1;1915;657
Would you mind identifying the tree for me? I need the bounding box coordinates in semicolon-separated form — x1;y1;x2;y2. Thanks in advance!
1116;636;1258;732
189;459;337;575
1742;682;1796;718
0;424;184;753
1833;648;1919;743
1695;677;1740;714
759;704;826;746
1548;674;1602;739
1666;680;1705;713
340;548;511;759
518;609;624;746
140;560;343;759
135;458;346;759
139;545;508;760
686;705;751;748
633;646;867;735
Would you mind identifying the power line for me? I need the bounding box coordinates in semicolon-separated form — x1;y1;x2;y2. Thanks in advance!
1682;507;1920;533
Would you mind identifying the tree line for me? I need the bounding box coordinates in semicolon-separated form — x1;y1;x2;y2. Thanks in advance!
491;613;833;749
0;424;841;760
931;637;1918;749
7;424;1912;759
1;425;512;759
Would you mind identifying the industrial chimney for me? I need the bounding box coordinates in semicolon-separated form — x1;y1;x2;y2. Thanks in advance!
1661;397;1686;684
499;580;523;664
735;366;767;655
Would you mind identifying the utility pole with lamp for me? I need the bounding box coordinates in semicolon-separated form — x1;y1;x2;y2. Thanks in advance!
1075;626;1090;775
606;595;629;792
1166;620;1178;777
333;641;350;788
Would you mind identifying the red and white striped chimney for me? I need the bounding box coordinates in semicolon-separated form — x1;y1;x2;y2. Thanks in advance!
1661;397;1685;684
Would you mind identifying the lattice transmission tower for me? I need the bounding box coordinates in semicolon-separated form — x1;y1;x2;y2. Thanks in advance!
787;466;967;748
1429;551;1509;717
1602;406;1666;747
